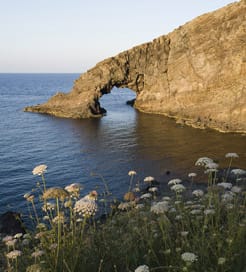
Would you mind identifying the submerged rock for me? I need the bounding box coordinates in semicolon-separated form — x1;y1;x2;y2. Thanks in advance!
24;1;246;133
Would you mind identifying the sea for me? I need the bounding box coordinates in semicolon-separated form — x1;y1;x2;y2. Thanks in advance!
0;73;245;217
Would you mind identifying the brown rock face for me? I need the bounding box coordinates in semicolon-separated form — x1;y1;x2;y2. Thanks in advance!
24;1;246;133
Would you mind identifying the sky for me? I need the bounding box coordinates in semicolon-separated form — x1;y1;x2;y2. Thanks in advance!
0;0;238;73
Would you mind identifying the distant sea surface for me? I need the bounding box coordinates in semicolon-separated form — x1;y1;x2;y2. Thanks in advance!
0;73;245;215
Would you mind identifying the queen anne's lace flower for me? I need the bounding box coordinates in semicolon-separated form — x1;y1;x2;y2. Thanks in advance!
128;170;137;176
140;193;152;199
6;250;22;259
188;173;197;177
231;169;246;175
135;265;149;272
225;153;239;158
118;202;132;210
204;209;215;215
74;191;98;217
31;250;44;258
195;157;213;167
65;183;82;195
192;189;204;197
231;186;242;193
6;239;17;247
144;176;155;183
170;184;186;193
151;201;169;214
43;187;69;200
221;191;234;202
2;235;13;243
218;257;226;265
204;168;218;174
32;164;47;175
190;209;202;215
148;187;158;193
217;182;232;189
168;179;182;186
205;162;219;169
181;252;198;262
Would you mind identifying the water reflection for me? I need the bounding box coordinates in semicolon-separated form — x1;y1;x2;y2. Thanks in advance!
60;88;245;191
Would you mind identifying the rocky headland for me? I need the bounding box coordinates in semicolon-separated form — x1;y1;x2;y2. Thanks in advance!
24;0;246;133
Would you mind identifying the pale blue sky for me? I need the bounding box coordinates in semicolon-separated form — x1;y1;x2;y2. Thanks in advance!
0;0;237;73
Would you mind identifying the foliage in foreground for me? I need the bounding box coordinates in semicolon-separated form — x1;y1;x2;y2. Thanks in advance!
1;154;246;272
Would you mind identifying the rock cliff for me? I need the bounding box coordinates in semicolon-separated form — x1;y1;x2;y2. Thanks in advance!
24;0;246;133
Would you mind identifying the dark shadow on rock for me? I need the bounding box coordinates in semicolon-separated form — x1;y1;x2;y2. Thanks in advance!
126;99;136;107
0;211;26;235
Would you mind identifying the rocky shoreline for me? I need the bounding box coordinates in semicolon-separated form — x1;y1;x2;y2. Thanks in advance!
24;1;246;133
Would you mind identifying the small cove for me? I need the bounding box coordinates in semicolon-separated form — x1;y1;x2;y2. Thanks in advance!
0;73;245;216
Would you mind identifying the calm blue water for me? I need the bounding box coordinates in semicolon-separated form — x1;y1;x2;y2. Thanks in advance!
0;73;245;216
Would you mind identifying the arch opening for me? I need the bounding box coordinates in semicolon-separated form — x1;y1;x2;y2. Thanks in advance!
98;87;136;117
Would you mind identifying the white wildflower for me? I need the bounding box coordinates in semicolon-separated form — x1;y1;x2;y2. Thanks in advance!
65;183;83;195
204;209;215;215
43;215;50;221
221;192;234;202
5;239;17;247
140;193;152;199
135;204;145;210
169;207;177;213
52;214;65;224
204;168;218;174
181;252;198;263
168;178;182;186
192;189;204;197
225;153;239;158
32;164;47;175
151;201;169;214
118;202;132;210
144;176;155;183
133;187;140;192
14;233;23;239
205;162;219;169
31;250;44;258
190;209;202;215
43;187;69;200
148;187;158;193
74;191;98;217
180;231;189;237
6;250;22;259
2;235;13;243
218;257;226;265
135;265;149;272
188;173;197;177
195;157;213;167
175;215;182;220
42;202;55;212
231;186;242;193
170;184;186;193
128;170;137;176
162;196;171;201
231;169;246;175
217;182;232;189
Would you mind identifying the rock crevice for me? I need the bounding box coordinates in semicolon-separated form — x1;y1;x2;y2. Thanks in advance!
24;1;246;133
